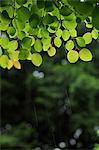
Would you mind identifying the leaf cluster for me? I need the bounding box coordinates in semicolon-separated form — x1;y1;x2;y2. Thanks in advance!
0;0;99;69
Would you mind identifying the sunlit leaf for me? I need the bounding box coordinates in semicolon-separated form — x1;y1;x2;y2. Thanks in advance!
48;47;56;57
79;48;92;62
13;61;21;69
91;29;98;40
65;40;74;51
83;32;92;44
62;30;70;41
34;39;42;52
8;40;18;51
0;37;9;49
31;53;42;67
67;50;79;63
7;60;13;69
0;55;8;68
76;37;86;47
54;37;62;48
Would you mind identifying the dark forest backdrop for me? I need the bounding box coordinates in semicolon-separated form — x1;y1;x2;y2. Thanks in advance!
0;38;99;149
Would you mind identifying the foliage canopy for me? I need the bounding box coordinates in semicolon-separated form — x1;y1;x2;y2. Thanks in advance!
0;0;99;69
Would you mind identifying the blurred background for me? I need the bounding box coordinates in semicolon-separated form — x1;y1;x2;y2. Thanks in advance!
0;25;99;149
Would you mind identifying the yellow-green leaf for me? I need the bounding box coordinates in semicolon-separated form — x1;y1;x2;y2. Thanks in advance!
79;48;92;62
31;53;42;67
67;50;79;63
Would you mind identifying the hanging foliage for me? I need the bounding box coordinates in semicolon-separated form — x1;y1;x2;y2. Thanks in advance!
0;0;99;69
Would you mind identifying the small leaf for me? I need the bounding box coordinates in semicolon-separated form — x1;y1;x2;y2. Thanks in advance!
54;37;62;48
65;40;74;51
0;37;9;49
91;29;98;40
83;32;92;44
8;40;18;51
67;50;79;63
31;53;42;67
7;60;13;69
16;6;30;22
60;6;72;16
79;48;92;62
22;37;32;49
69;29;77;37
56;29;63;37
34;39;42;52
29;14;40;28
62;20;77;30
7;26;16;37
48;47;56;57
0;55;8;68
76;37;86;47
13;61;21;69
9;51;19;61
62;30;70;41
19;49;29;60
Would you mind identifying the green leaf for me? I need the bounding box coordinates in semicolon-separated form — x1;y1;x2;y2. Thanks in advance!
7;26;16;37
0;37;9;49
69;29;77;37
19;49;29;60
83;32;92;44
12;18;25;31
56;29;63;37
54;37;62;48
1;10;10;25
9;51;19;61
29;14;40;28
65;40;74;51
16;6;30;22
60;6;72;16
18;31;26;40
43;14;57;25
22;37;32;49
76;37;86;47
5;6;14;18
48;47;56;57
0;22;8;31
45;1;54;12
62;30;70;41
31;53;42;67
0;55;8;68
42;37;51;51
67;50;79;63
91;28;99;40
34;39;42;52
8;40;18;51
79;48;92;62
62;20;77;30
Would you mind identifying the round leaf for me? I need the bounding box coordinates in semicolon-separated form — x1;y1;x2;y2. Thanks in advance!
83;32;92;44
79;48;92;62
22;37;32;49
67;50;79;63
48;47;56;57
34;39;42;52
65;40;74;51
31;53;42;67
54;37;62;48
